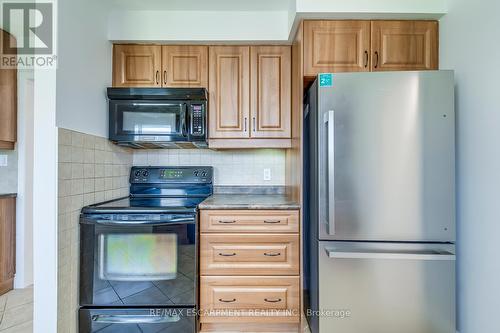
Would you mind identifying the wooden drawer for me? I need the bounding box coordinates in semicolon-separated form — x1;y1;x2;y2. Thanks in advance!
201;234;299;276
200;276;300;323
200;210;299;233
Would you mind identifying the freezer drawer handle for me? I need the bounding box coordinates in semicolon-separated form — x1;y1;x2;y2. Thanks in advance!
91;314;180;324
325;248;456;261
264;298;282;303
324;110;336;235
219;298;237;303
263;220;281;224
264;252;281;257
218;220;237;224
219;252;237;257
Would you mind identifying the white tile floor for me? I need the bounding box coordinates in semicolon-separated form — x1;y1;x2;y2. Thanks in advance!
0;286;33;333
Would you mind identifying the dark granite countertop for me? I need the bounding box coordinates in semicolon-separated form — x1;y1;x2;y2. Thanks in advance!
0;193;17;198
199;194;299;210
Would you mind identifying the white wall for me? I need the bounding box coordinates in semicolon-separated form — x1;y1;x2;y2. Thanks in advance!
440;0;500;332
14;70;34;288
108;0;448;42
295;0;447;15
56;0;112;137
108;10;290;42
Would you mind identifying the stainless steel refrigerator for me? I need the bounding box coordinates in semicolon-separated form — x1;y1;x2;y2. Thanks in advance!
304;71;456;333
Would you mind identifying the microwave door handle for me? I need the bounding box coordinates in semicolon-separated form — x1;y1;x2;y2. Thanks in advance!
181;104;188;137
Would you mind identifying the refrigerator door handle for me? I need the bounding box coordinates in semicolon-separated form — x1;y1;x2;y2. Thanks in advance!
325;110;335;235
325;248;456;261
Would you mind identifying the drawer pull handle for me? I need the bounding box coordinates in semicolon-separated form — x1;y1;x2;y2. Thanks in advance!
264;298;282;303
219;298;236;303
218;220;237;224
263;220;281;224
264;252;281;257
219;253;237;257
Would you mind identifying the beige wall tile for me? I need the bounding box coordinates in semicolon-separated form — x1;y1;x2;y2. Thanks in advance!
57;128;134;333
134;149;287;185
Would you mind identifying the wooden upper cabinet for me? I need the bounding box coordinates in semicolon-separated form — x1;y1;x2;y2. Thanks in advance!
250;46;291;138
371;21;438;71
208;46;250;139
0;29;17;150
0;197;16;295
113;45;161;87
162;46;208;88
304;20;371;76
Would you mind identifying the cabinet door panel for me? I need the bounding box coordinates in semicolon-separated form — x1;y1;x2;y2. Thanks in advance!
371;21;438;71
0;29;17;150
209;46;250;138
162;46;208;87
304;21;371;75
113;45;161;87
0;198;15;295
250;46;291;138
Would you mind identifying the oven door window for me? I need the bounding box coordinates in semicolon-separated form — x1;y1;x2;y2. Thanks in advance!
80;222;196;307
115;102;186;137
99;233;178;281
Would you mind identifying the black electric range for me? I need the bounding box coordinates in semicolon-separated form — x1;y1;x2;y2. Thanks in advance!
79;166;213;333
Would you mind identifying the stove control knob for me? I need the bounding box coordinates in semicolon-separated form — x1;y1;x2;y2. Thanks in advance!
134;170;142;177
142;170;149;177
201;171;207;177
194;171;199;177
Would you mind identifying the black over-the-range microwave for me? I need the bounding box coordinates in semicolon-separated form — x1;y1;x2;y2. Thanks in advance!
107;87;207;148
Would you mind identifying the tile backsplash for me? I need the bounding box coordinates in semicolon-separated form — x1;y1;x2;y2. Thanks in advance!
133;149;286;185
57;128;133;333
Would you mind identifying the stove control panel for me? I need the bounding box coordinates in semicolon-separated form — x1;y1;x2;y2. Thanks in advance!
130;166;213;184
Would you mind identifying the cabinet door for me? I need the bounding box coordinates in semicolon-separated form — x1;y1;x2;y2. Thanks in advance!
304;21;371;76
162;46;208;88
113;45;161;87
371;21;438;71
0;29;17;150
250;46;291;138
209;46;250;139
0;198;15;295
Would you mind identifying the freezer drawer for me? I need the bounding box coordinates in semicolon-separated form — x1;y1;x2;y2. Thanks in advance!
316;241;455;333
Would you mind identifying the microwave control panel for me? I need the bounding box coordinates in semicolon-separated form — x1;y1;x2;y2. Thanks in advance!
191;104;204;136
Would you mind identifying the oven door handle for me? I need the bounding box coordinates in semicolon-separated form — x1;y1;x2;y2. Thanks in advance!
92;314;181;324
89;216;195;226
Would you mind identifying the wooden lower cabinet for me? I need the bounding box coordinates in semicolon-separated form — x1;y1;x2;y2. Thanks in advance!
0;197;16;295
200;276;300;324
199;209;301;331
200;210;299;233
201;234;299;276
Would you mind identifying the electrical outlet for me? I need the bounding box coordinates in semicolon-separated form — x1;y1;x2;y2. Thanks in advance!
0;155;7;167
263;168;271;181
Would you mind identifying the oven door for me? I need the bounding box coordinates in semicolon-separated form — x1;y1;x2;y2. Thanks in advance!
79;308;195;333
109;100;188;142
80;215;196;307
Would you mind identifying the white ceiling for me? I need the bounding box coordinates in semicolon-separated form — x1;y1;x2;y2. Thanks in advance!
109;0;293;11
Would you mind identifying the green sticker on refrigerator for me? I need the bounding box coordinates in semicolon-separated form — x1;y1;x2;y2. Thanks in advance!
319;73;333;87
